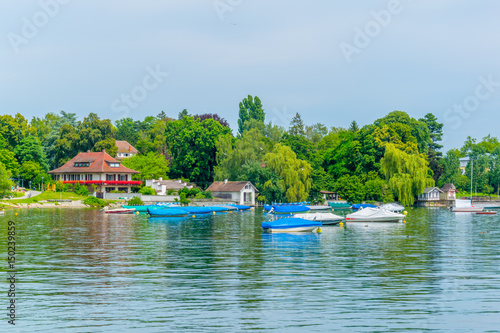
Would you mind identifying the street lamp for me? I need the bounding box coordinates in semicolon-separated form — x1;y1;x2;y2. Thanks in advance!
29;180;32;191
42;176;44;193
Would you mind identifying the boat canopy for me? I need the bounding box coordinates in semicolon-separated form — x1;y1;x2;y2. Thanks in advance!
262;218;322;229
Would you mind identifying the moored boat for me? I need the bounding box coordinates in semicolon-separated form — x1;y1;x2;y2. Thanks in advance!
228;204;252;210
261;218;322;233
104;208;136;214
268;205;311;215
297;212;344;225
379;203;405;213
346;208;404;222
122;205;156;212
451;199;483;212
329;202;352;209
147;207;188;217
351;203;378;211
476;211;497;215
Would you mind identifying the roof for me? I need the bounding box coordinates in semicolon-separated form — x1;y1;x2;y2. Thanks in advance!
422;187;444;194
320;190;337;194
48;150;139;174
206;181;257;192
441;183;457;192
116;140;138;154
153;179;191;190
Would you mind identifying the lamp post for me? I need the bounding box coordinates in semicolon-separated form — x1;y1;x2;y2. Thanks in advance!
18;173;20;189
29;180;32;191
42;176;44;193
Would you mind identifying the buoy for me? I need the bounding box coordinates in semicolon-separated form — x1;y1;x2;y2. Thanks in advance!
192;215;195;218
481;231;484;234
317;227;322;233
403;211;408;215
339;222;344;227
15;213;18;216
136;211;139;215
212;211;215;215
403;220;406;223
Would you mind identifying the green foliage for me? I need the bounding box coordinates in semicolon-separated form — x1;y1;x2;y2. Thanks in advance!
237;95;265;136
381;144;434;206
55;180;65;192
92;137;117;157
289;113;305;136
20;161;51;188
15;135;49;171
73;183;89;196
179;192;190;206
264;143;312;202
167;117;231;187
438;149;463;188
139;186;156;195
121;152;169;181
203;190;213;199
127;196;144;206
0;113;36;150
0;161;13;198
0;149;20;176
115;117;140;146
167;189;175;195
334;175;365;203
240;161;285;204
83;196;107;207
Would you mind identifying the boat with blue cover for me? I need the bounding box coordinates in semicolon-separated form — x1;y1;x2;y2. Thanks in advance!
351;203;378;211
261;217;322;233
147;207;188;217
181;207;213;215
122;205;156;212
228;204;252;210
268;205;311;215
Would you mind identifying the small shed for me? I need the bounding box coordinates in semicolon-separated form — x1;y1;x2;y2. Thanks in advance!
320;190;338;201
440;183;457;201
418;187;443;201
206;180;257;205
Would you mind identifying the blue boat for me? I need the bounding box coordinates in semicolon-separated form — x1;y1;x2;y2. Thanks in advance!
269;205;311;215
351;204;378;211
228;204;252;210
261;218;322;233
147;207;188;217
182;207;213;215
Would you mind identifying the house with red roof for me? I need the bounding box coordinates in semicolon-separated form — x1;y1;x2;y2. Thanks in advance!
206;180;257;205
48;150;141;193
115;140;138;159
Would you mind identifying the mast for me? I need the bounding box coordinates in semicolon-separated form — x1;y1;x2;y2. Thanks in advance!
470;157;473;205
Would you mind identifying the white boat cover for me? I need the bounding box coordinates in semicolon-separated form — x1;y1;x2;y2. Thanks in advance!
298;212;344;222
305;205;331;211
346;208;404;222
379;203;405;212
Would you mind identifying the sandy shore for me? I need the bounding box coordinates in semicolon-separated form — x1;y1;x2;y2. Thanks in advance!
1;200;123;209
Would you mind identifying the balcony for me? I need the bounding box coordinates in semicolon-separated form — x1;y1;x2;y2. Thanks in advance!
62;180;143;186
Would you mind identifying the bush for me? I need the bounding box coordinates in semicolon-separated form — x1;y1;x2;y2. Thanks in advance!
55;180;65;192
167;189;175;195
128;196;144;206
111;190;126;193
83;196;107;207
73;183;89;196
139;186;156;195
188;188;201;198
179;192;190;206
202;190;213;199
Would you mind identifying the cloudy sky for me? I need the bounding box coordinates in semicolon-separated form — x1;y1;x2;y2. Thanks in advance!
1;0;499;152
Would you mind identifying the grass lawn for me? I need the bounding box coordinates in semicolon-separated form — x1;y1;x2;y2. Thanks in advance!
457;191;500;199
0;191;88;205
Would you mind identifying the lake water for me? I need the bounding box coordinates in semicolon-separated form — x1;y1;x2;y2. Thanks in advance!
2;207;500;332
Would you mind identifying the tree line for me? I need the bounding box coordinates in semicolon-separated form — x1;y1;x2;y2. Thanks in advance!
0;95;492;205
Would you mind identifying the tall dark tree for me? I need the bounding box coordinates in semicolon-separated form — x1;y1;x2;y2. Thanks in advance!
237;95;265;135
194;113;230;128
288;113;305;136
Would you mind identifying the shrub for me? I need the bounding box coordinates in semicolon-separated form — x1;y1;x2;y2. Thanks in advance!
179;192;190;206
111;190;126;193
167;188;175;195
73;183;89;196
202;190;213;199
128;196;144;206
83;196;107;207
139;186;156;195
188;188;201;198
55;180;65;192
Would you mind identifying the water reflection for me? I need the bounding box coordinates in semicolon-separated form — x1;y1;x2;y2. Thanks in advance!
2;207;500;332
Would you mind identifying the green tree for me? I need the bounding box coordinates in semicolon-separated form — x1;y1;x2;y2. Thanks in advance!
92;137;118;157
334;174;365;203
168;117;231;187
15;136;49;171
380;143;434;206
0;149;20;177
288;113;305;136
240;161;285;204
264;143;312;202
78;113;116;152
348;120;359;132
437;149;462;188
115;117;140;146
237;95;265;135
0;113;36;150
20;161;51;188
0;161;13;198
121;152;170;182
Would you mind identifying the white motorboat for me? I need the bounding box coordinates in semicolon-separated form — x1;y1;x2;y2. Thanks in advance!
305;205;331;211
451;200;483;212
261;218;322;233
346;208;404;222
297;212;344;225
379;203;405;213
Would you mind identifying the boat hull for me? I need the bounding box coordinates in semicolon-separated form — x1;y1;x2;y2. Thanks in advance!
263;226;319;233
105;209;135;214
451;208;483;212
261;218;322;233
346;217;402;222
147;207;188;217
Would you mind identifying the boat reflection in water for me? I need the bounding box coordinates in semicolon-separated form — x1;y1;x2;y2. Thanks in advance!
261;232;321;251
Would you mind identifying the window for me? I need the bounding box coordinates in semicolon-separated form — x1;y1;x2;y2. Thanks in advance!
119;175;127;181
107;174;114;181
74;162;90;167
109;162;120;168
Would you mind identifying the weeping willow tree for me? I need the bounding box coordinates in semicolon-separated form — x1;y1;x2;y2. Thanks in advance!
264;143;312;202
380;143;434;206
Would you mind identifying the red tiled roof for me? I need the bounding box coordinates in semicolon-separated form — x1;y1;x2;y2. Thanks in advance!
206;181;257;192
48;151;139;174
116;140;138;154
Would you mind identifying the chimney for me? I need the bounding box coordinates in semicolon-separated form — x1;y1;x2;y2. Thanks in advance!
129;145;132;151
224;179;228;184
87;150;90;153
102;149;105;153
159;177;162;181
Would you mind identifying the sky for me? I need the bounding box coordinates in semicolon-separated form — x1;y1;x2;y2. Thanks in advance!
1;0;499;152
